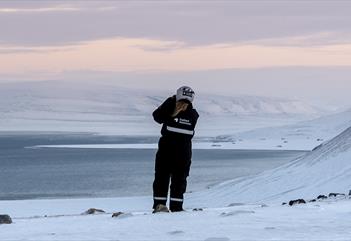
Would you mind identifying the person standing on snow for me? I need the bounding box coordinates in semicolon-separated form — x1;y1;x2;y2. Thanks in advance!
152;86;199;213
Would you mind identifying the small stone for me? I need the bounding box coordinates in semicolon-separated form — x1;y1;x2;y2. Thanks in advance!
0;215;12;224
289;199;306;206
282;202;287;205
309;199;317;203
349;190;351;196
328;193;346;198
83;208;105;215
317;195;328;200
112;212;124;218
192;208;203;212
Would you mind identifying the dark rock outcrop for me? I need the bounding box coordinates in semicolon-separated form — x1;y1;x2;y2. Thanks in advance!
289;199;306;206
0;215;12;224
112;212;124;218
317;195;328;200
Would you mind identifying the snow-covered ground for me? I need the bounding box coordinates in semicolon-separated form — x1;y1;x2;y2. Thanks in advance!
1;197;351;241
1;121;351;240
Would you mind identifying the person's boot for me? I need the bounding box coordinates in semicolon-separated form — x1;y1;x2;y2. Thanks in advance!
170;207;185;212
152;204;170;213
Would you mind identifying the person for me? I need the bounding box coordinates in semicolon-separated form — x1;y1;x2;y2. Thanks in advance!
152;86;199;213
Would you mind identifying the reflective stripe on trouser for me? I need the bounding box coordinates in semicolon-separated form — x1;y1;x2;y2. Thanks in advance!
153;160;171;209
169;174;187;211
154;197;167;201
170;197;183;202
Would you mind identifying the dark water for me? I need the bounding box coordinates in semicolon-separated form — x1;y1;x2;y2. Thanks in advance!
0;132;306;200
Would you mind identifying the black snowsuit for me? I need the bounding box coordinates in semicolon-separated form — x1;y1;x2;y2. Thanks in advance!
152;95;199;211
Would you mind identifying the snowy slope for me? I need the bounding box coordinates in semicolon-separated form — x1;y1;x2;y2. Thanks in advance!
211;108;351;150
0;80;327;136
190;126;351;206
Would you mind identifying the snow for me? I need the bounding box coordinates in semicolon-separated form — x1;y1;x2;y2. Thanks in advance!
190;126;351;206
2;125;351;240
211;108;351;150
1;196;351;240
0;80;330;136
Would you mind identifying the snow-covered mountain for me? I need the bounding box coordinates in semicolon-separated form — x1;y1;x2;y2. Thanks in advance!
191;126;351;206
211;108;351;150
0;80;328;136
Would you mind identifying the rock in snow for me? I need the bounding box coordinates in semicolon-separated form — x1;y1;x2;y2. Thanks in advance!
0;215;12;224
111;212;124;218
289;199;306;206
82;208;105;215
328;193;346;198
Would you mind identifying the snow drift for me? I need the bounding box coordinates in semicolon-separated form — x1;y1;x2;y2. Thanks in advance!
190;126;351;206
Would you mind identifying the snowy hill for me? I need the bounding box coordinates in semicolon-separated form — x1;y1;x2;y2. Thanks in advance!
191;126;351;206
211;108;351;150
0;80;328;136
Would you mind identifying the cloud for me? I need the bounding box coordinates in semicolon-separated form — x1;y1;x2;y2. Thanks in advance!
245;32;351;47
1;35;351;80
1;1;350;47
0;6;80;13
0;4;116;14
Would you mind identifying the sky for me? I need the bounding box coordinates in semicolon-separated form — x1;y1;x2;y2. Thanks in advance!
0;0;351;107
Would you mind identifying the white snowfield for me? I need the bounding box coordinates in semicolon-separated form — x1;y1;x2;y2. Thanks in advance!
1;126;351;240
1;197;351;241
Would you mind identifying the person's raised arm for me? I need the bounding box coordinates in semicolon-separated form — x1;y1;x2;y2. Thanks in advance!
152;97;175;124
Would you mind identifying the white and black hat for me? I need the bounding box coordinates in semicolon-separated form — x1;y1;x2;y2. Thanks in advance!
176;86;195;103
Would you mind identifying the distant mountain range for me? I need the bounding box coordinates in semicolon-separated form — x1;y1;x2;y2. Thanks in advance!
0;80;335;136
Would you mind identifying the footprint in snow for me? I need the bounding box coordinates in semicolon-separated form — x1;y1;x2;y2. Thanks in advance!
220;210;255;217
227;202;245;207
264;227;276;230
168;230;185;235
